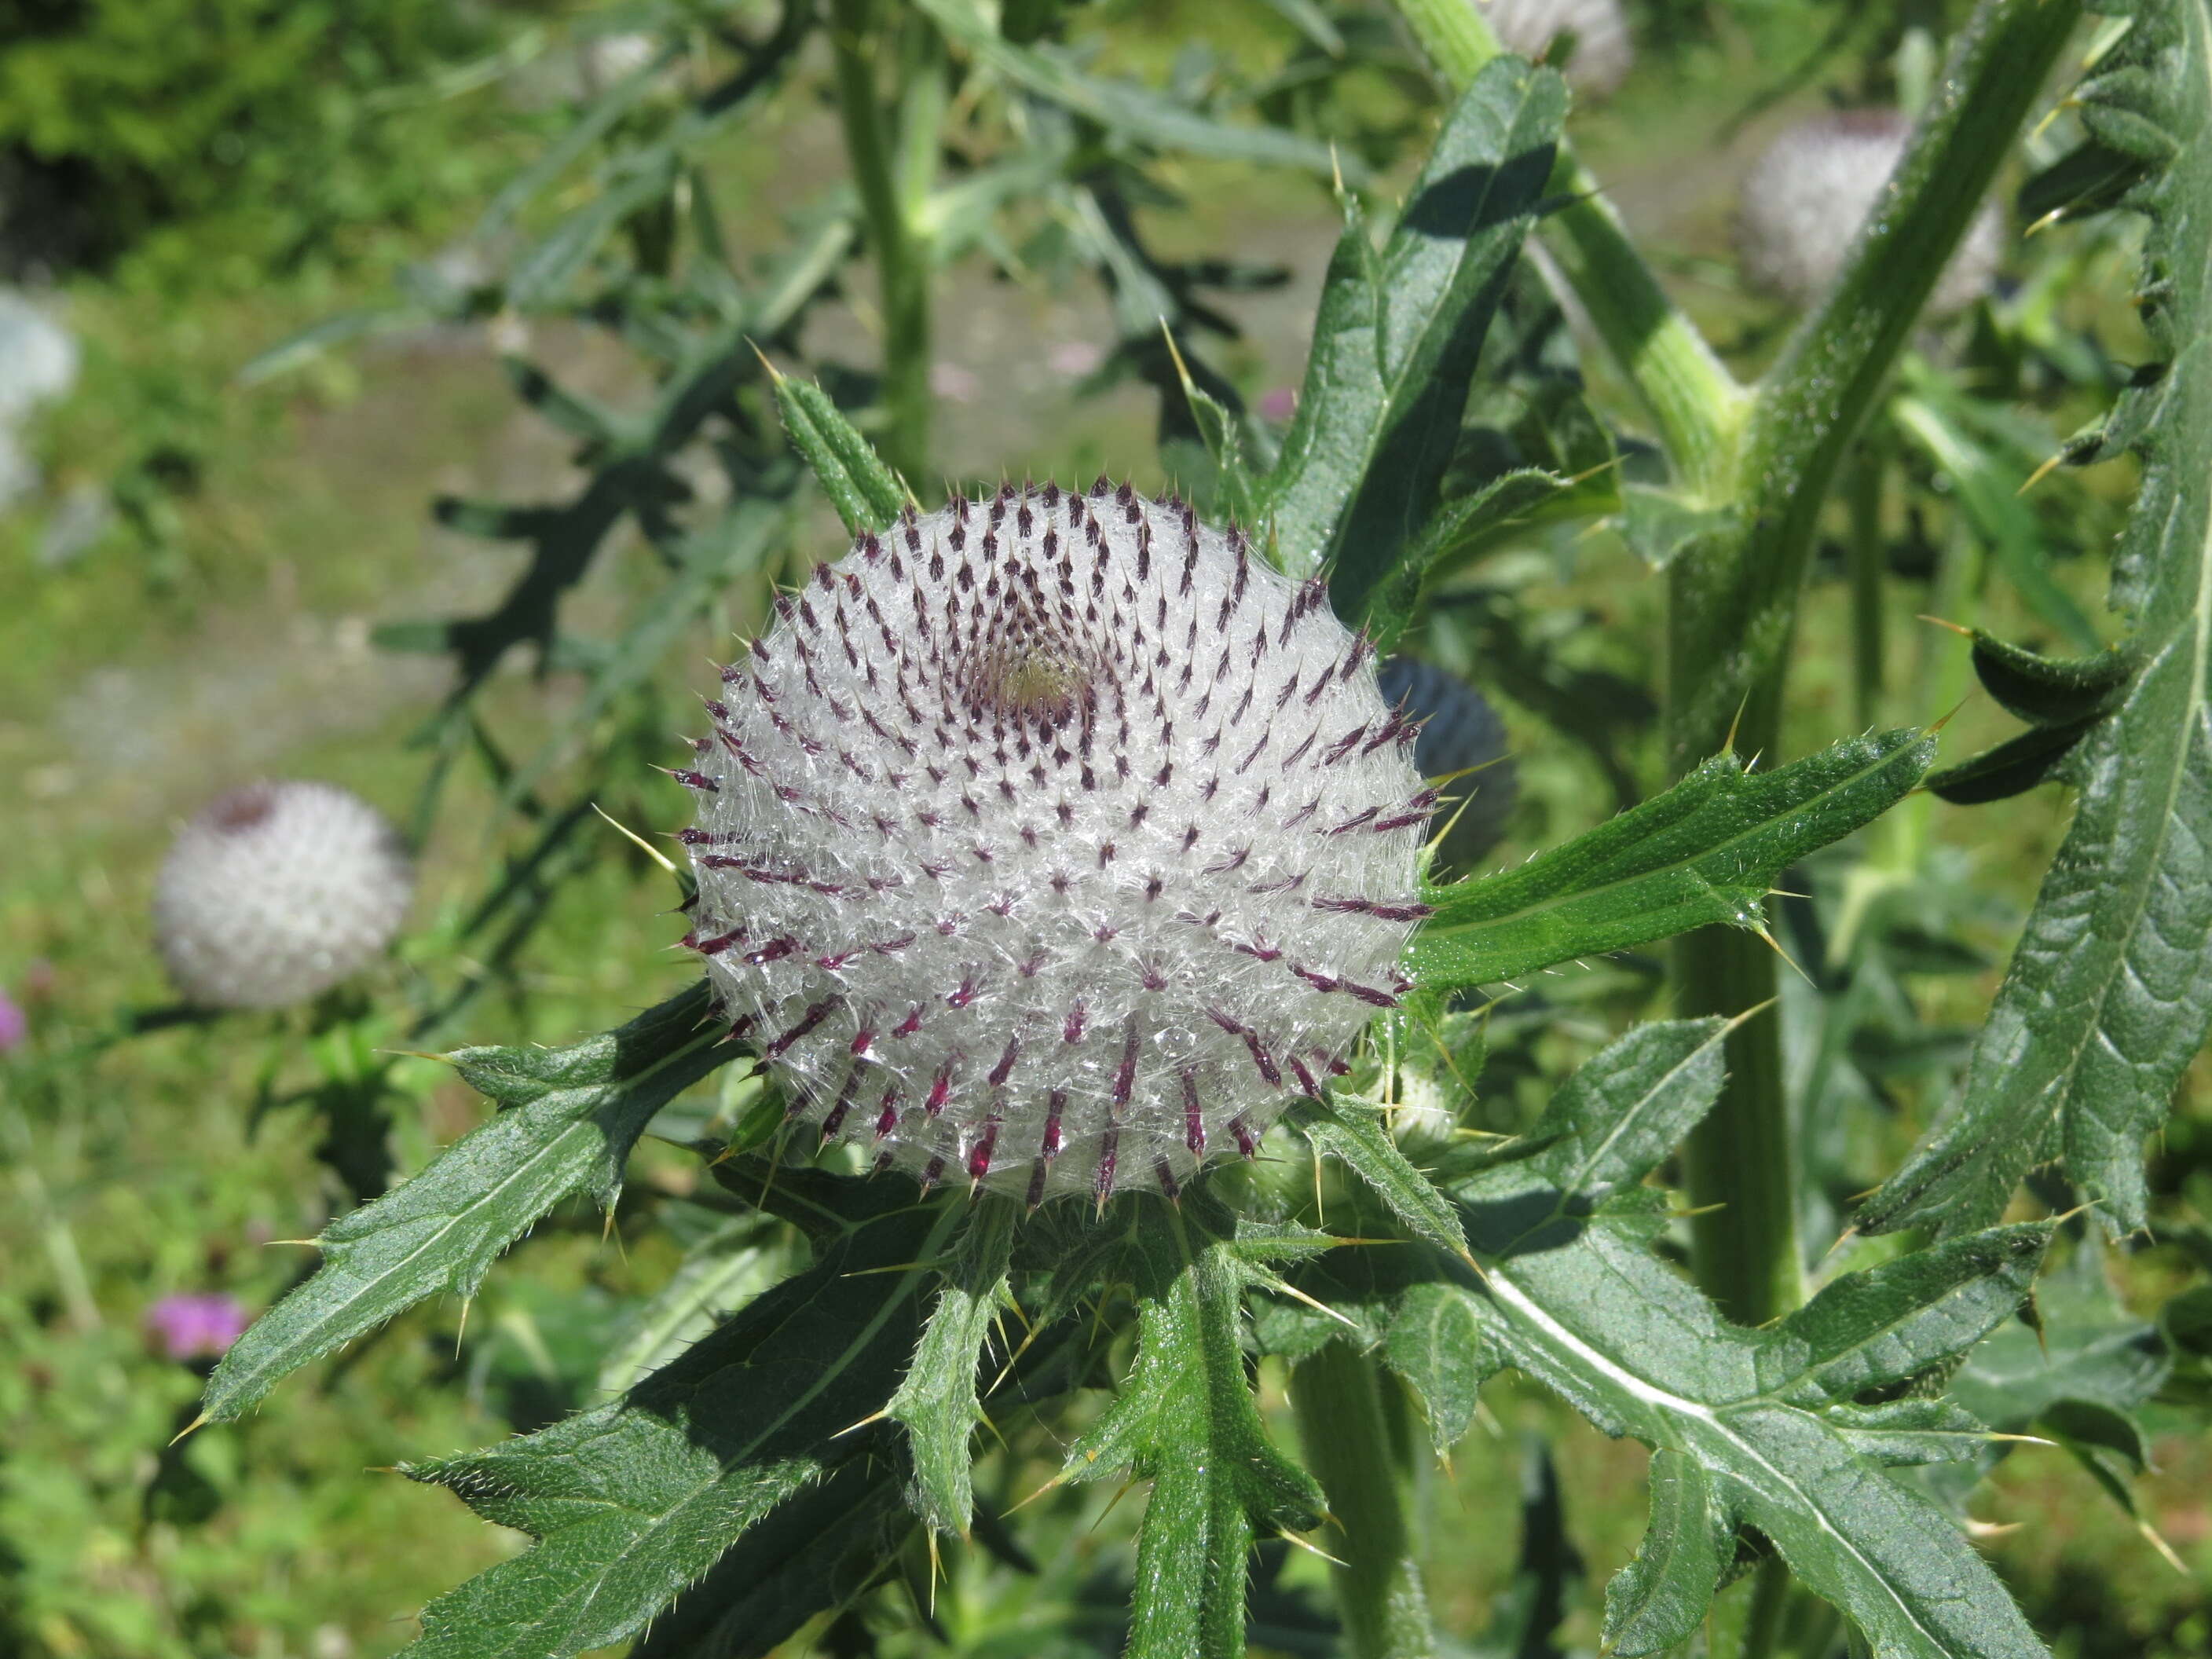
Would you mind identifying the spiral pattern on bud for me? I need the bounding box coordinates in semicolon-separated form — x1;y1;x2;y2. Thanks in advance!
679;482;1430;1204
154;782;414;1009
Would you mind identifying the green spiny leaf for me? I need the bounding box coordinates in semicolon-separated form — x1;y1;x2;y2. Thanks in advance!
1411;730;1934;995
1061;1195;1324;1659
400;1192;961;1659
1287;1093;1471;1260
885;1196;1017;1536
1862;0;2212;1240
1949;1243;2172;1432
769;371;910;537
1435;1030;2049;1657
1755;1224;2052;1404
1259;57;1564;606
1361;468;1578;656
203;983;734;1422
1965;631;2134;726
1601;1448;1729;1657
1380;1281;1497;1455
1161;332;1265;532
1820;1398;1993;1468
1925;717;2106;804
1516;1017;1730;1199
628;1460;907;1659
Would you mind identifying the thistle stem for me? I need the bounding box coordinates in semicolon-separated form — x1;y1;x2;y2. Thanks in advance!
1291;1342;1437;1659
1671;0;2080;1357
829;0;933;482
1847;437;1888;730
1386;0;1750;498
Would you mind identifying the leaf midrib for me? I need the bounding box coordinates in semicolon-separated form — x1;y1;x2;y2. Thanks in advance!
1481;1265;1953;1654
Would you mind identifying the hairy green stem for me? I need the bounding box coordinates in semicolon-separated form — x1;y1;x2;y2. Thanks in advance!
829;0;933;482
1387;0;1749;496
1847;438;1887;729
1668;0;2082;1358
1741;1559;1795;1659
1667;0;2086;772
1291;1343;1437;1659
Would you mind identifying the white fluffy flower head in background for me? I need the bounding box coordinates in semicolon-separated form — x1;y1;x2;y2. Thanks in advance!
1735;108;2005;316
679;482;1432;1207
154;782;414;1010
1481;0;1635;98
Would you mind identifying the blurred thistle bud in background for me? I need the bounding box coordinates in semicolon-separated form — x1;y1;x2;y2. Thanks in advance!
678;482;1434;1207
1376;656;1519;877
1481;0;1635;99
153;782;414;1010
1735;109;2004;316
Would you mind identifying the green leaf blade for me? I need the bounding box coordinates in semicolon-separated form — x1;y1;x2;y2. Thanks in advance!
1262;57;1565;597
885;1198;1016;1536
1602;1448;1727;1657
770;372;910;537
1862;0;2212;1240
1380;1282;1497;1455
1287;1094;1471;1260
1756;1225;2052;1404
1439;1035;2049;1658
1412;730;1934;994
401;1194;961;1659
203;984;734;1422
1062;1197;1324;1659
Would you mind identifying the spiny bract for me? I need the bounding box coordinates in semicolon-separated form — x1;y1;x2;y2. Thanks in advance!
154;782;414;1010
679;482;1430;1206
1735;108;2004;316
1482;0;1634;99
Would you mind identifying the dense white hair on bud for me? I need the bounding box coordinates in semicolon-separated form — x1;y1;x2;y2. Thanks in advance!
1481;0;1634;98
1735;108;2005;317
154;782;414;1009
679;482;1431;1206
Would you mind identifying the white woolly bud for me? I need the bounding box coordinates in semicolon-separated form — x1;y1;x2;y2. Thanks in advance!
680;482;1430;1206
1481;0;1635;98
155;782;414;1009
1735;109;2004;317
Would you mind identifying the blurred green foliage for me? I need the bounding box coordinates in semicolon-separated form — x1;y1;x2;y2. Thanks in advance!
0;0;554;287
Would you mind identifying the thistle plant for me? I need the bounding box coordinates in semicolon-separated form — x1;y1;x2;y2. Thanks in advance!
153;781;413;1010
182;2;2212;1656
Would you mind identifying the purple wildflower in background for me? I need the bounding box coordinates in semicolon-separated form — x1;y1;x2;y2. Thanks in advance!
1258;386;1297;422
0;987;24;1053
146;1293;251;1362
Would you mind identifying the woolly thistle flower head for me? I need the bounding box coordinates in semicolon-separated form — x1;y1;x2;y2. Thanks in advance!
679;482;1432;1206
1735;109;2004;317
154;782;414;1010
1481;0;1635;98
